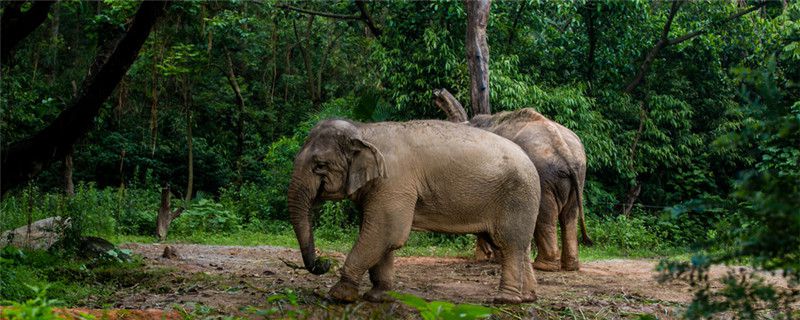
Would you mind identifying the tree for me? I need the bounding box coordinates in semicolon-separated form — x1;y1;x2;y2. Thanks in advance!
1;1;170;196
465;0;491;115
1;0;56;66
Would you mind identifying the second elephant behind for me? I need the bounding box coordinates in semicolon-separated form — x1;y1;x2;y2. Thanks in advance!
471;108;592;271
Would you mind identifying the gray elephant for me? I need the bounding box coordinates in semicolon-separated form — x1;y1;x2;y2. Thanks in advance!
470;108;591;271
288;119;541;303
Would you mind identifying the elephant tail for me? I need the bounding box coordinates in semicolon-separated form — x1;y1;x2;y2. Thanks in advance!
572;168;593;246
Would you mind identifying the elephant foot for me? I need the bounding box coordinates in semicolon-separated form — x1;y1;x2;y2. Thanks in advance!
329;280;360;302
363;288;394;303
561;260;580;271
532;259;560;272
492;292;523;304
521;292;538;303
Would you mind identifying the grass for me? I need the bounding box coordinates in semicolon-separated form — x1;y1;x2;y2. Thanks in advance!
104;228;689;262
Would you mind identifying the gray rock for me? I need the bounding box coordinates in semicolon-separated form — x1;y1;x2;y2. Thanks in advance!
0;216;71;250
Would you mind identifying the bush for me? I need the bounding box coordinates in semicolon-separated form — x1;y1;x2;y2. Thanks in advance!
219;182;273;229
172;199;242;235
588;214;662;251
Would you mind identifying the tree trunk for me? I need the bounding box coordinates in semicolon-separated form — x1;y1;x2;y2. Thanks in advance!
150;53;160;156
293;16;320;106
506;1;526;46
224;50;246;187
182;79;194;202
465;0;491;115
62;147;74;196
622;181;642;216
583;0;598;89
1;0;56;66
0;1;169;196
156;183;184;241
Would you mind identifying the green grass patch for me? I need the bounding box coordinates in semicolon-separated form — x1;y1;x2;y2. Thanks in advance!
106;228;687;261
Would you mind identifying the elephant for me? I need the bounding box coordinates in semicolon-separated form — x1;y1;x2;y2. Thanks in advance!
469;108;592;272
287;119;541;304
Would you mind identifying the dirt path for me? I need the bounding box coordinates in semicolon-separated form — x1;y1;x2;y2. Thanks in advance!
110;243;783;319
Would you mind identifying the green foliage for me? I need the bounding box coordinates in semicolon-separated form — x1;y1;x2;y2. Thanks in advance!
659;53;799;318
244;289;307;319
0;286;61;320
172;199;242;235
389;292;495;320
587;215;662;251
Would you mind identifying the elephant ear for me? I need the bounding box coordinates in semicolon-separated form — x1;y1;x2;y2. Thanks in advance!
346;138;386;195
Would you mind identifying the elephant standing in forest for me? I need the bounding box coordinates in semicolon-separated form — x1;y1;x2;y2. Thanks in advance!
470;108;592;272
287;119;541;303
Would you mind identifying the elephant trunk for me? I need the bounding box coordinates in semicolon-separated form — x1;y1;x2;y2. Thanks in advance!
287;172;330;275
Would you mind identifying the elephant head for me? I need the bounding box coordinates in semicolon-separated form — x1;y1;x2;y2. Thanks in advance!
287;119;386;275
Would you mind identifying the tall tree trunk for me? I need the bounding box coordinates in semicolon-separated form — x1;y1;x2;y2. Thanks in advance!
506;0;526;46
269;16;279;103
293;16;320;106
150;52;160;156
48;1;60;84
182;78;194;202
583;0;598;90
1;2;170;196
465;0;491;115
224;50;246;187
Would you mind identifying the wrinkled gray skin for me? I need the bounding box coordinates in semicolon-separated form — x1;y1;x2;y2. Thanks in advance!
288;119;541;304
471;108;591;271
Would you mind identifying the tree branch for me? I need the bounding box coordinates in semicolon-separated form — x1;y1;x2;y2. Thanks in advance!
276;3;362;20
355;0;381;37
1;0;57;66
625;1;767;94
624;0;684;94
667;2;769;46
1;1;169;195
433;88;468;123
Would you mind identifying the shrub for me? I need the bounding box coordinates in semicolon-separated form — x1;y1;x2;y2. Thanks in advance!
588;214;662;251
172;199;242;235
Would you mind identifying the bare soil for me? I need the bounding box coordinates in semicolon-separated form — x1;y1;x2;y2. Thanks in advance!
101;243;787;319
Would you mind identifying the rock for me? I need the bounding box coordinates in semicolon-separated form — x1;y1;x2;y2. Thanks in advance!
0;216;71;250
162;245;180;259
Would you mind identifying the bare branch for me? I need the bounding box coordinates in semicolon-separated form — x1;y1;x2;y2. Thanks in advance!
355;0;381;37
624;1;684;94
668;2;769;46
433;88;468;123
276;3;362;20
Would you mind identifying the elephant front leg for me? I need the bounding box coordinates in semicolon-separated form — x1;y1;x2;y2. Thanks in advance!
330;206;412;303
363;251;395;302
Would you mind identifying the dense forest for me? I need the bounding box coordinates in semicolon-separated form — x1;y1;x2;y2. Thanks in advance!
1;0;798;319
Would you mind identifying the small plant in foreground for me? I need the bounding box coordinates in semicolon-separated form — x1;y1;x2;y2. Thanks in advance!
0;286;61;320
389;292;495;320
245;289;308;319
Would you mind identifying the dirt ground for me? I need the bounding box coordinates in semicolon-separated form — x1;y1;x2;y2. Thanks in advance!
105;243;787;319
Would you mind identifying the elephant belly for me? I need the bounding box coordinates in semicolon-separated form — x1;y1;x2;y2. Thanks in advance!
410;210;489;234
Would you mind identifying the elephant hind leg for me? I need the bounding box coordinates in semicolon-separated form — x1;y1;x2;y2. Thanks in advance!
490;222;536;304
475;233;503;263
533;190;561;272
559;197;580;271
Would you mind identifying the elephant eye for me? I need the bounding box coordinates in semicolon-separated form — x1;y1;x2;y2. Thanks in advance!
314;162;328;171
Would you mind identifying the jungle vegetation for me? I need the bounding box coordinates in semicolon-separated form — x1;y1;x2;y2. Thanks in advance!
1;0;798;318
